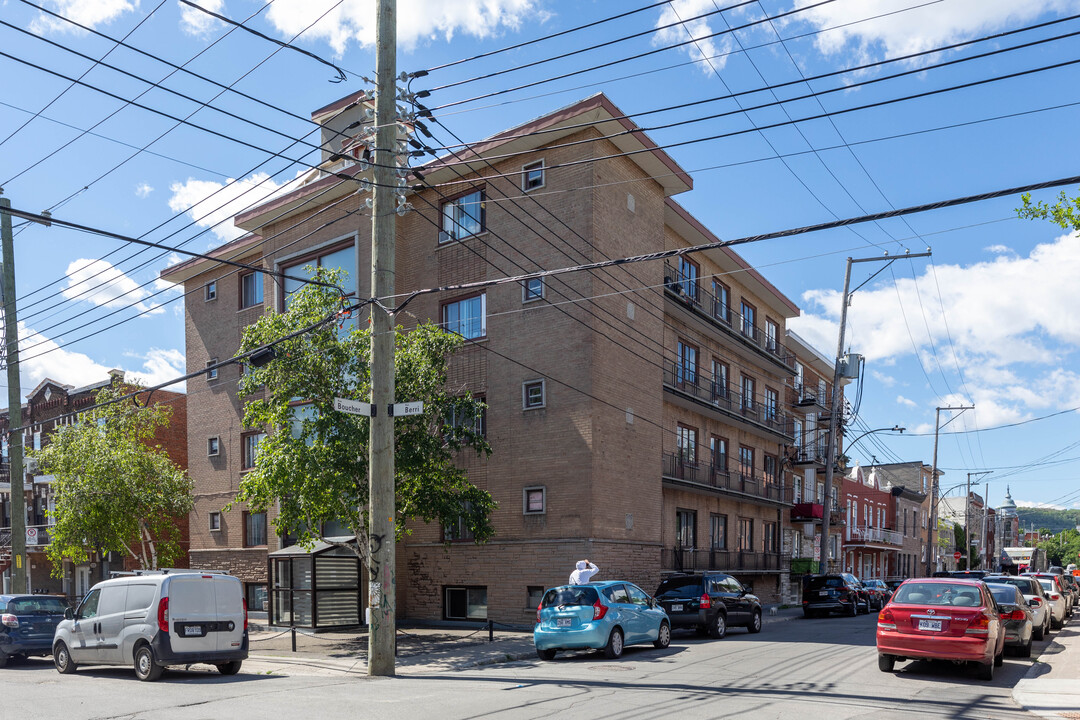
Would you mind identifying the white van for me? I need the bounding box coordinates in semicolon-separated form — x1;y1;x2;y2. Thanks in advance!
52;570;248;681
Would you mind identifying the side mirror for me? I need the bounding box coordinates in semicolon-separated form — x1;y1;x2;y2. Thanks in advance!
1028;598;1040;607
64;607;74;620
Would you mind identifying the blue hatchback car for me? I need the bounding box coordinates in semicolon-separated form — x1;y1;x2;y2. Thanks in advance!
0;594;69;667
533;581;670;660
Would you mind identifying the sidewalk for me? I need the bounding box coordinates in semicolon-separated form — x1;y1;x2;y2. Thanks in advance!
1013;622;1080;720
243;605;804;676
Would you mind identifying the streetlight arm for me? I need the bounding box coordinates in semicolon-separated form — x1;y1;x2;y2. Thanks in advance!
845;425;905;454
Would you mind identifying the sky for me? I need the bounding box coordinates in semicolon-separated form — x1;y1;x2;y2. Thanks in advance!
1;0;1079;511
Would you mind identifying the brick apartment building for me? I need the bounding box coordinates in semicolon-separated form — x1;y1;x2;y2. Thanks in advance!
841;463;900;580
0;371;188;598
159;91;855;623
871;461;936;577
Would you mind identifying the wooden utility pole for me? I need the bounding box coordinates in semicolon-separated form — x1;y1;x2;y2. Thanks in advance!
1;194;27;594
925;404;973;575
367;0;397;677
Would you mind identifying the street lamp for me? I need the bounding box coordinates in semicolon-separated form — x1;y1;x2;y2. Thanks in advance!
845;425;905;456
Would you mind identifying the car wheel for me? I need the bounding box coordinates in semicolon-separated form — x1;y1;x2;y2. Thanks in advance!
1051;615;1062;630
861;599;871;614
977;660;994;681
134;645;163;682
536;648;557;661
53;642;77;675
654;621;671;649
878;654;895;673
1034;619;1045;641
848;600;858;617
216;661;242;676
994;647;1004;667
748;610;762;634
604;627;624;659
1019;638;1033;658
709;613;727;639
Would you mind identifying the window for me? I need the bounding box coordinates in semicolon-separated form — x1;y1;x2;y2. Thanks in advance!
209;512;221;532
740;300;756;339
818;378;828;404
678;257;699;301
526;585;544;608
207;436;220;456
764;387;778;421
522;277;544;303
447;395;487;438
205;281;217;301
765;319;779;353
442;293;486;340
741;375;755;411
763;455;777;485
792;530;802;557
244;511;267;547
677;339;697;386
676;509;696;549
246;583;268;612
33;431;41;451
444;587;487;620
737;517;753;552
523;487;545;514
440;189;485;242
713;280;730;323
523;380;545;410
710;436;727;472
739;446;754;478
793;419;803;453
241;272;263;309
242;432;266;470
444;503;476;542
676;424;697;464
794;362;804;396
710;514;727;550
206;358;218;381
522;160;544;192
763;521;778;553
282;242;357;308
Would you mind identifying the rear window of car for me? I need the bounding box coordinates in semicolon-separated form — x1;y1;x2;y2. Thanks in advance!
986;577;1036;594
806;577;844;590
542;586;599;608
893;583;984;606
987;585;1020;605
7;597;67;614
656;577;704;598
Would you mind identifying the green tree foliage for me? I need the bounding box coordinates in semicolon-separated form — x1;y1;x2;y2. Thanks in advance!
32;385;193;576
1017;188;1080;231
1016;507;1080;535
1037;529;1080;567
233;268;495;570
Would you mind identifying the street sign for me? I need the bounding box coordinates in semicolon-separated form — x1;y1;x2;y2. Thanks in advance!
334;398;372;416
953;551;962;560
391;401;424;417
26;527;38;546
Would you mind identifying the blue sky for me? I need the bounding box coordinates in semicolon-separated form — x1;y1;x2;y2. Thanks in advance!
2;0;1079;511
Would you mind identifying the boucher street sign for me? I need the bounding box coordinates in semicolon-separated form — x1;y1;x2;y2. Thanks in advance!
334;398;424;417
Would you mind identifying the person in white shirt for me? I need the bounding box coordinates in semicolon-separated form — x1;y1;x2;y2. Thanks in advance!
569;560;599;585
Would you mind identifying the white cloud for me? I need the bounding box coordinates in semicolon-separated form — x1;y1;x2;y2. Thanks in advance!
896;395;917;408
1015;500;1069;510
168;172;299;244
872;369;896;387
263;0;541;54
653;0;734;76
123;348;187;389
984;244;1012;254
30;0;137;33
61;259;165;315
789;1;1080;65
135;182;154;198
179;0;224;36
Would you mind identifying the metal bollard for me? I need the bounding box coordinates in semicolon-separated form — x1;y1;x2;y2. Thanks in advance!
291;626;296;653
488;619;493;643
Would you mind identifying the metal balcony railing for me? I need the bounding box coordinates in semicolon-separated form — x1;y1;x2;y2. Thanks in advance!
663;362;794;437
0;524;52;548
847;526;904;546
663;453;793;504
662;547;786;573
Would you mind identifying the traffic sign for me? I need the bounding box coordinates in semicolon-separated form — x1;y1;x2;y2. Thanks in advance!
953;551;962;561
391;401;424;417
26;527;38;546
334;398;372;416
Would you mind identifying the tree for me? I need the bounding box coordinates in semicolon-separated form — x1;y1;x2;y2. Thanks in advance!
1017;188;1080;231
1037;529;1080;567
33;384;193;575
233;268;494;572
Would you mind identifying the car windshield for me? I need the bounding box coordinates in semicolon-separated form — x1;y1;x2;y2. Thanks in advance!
655;577;704;598
892;583;983;606
806;577;844;590
541;586;599;608
7;597;67;615
986;585;1019;605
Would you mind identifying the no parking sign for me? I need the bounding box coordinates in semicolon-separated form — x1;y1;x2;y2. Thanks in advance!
26;527;38;545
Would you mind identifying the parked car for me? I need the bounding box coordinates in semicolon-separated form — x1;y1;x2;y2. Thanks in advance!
802;574;867;617
0;595;69;667
53;570;248;681
1057;574;1080;609
884;578;907;593
1024;575;1070;629
985;583;1034;657
534;581;670;660
839;573;874;612
876;578;1005;681
863;580;892;609
653;572;763;638
946;570;989;580
1029;572;1074;616
982;574;1051;640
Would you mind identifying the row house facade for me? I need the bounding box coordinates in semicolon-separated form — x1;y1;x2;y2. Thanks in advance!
841;464;898;580
872;461;936;577
0;371;188;599
161;91;833;623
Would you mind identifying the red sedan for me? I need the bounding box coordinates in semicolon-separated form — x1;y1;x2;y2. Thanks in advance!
876;578;1006;681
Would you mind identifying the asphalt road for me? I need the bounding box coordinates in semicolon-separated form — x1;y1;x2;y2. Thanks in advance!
0;614;1047;720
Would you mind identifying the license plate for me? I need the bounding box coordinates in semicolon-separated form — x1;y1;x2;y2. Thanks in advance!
671;604;683;612
183;625;203;636
819;591;828;597
556;618;571;628
918;619;942;632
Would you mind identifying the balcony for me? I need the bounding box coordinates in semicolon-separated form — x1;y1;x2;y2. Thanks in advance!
0;524;52;549
846;526;903;547
791;502;844;525
791;442;828;467
662;547;786;574
663;263;796;374
663;453;793;506
663;362;794;441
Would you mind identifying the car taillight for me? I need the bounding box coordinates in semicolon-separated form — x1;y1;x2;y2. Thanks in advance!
700;593;712;610
877;608;895;631
157;596;169;633
243;598;248;632
536;604;542;624
592;599;608;621
965;614;991;636
1001;609;1026;621
1050;593;1060;601
1;613;18;628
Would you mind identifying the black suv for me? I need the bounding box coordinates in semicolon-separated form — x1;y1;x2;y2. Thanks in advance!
802;574;869;617
654;572;763;638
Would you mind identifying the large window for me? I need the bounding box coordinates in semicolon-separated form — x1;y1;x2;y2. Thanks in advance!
741;375;755;411
764;387;778;421
677;257;699;301
763;521;778;553
677;339;697;386
442;293;487;340
740;300;756;339
737;517;753;552
712;359;729;399
440;190;485;242
676;424;697;464
244;511;267;547
282;242;357;308
713;280;730;323
444;586;487;620
710;435;727;472
241;272;263;309
242;432;266;470
765;319;778;353
710;514;727;550
676;509;696;549
763;455;777;485
739;446;754;478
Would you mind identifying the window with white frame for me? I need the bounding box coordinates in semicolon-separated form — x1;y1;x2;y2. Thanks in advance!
523;486;545;514
521;160;544;192
522;276;544;303
240;272;263;309
33;431;41;451
442;293;486;340
207;436;220;456
209;512;222;532
282;242;357;308
206;358;218;381
523;380;545;410
242;432;266;470
205;280;217;301
440;190;485;243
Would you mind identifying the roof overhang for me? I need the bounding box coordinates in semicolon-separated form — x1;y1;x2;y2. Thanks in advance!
159;234;264;285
